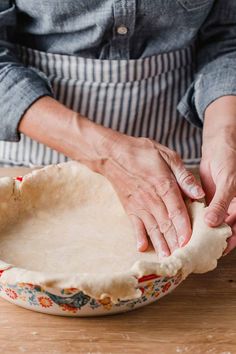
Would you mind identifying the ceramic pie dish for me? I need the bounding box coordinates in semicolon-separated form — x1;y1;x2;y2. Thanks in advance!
0;162;231;316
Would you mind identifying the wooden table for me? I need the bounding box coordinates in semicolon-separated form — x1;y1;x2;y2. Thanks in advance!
0;168;236;354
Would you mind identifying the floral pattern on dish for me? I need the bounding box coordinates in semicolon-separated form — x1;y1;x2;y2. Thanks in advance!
0;271;182;315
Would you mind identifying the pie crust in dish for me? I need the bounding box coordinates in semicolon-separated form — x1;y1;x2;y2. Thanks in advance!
0;162;232;314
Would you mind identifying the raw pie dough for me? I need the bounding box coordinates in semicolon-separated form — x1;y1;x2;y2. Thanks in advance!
0;162;232;302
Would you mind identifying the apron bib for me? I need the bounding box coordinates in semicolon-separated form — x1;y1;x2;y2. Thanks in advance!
0;45;202;167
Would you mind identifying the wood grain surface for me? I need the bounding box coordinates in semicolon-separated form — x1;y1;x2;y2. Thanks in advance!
0;167;235;354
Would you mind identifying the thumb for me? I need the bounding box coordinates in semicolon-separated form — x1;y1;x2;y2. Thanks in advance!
204;179;234;227
199;161;215;205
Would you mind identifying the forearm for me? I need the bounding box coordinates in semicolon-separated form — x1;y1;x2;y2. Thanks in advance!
203;96;236;142
19;96;112;168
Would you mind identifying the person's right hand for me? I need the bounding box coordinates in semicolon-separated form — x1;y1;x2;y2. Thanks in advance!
18;97;204;258
93;131;205;258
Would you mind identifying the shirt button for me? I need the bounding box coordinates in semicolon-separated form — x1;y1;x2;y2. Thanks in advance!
117;25;128;35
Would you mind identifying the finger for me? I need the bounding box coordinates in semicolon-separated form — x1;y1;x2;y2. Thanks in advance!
157;218;179;253
136;209;170;257
223;219;236;255
204;177;235;227
174;167;205;199
227;198;236;215
161;150;205;199
129;214;149;252
149;227;170;260
224;234;236;255
155;175;192;247
225;212;236;226
133;189;179;252
199;161;215;205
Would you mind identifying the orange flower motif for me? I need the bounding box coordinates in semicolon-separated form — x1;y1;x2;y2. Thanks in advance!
99;297;111;306
38;296;53;308
5;288;18;300
60;304;78;313
162;281;172;293
144;283;154;296
98;297;112;310
154;291;161;298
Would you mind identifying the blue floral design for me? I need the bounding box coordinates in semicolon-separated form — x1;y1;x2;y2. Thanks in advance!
45;290;91;309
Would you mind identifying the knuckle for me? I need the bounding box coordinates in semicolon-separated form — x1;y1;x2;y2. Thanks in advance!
134;208;149;217
158;219;173;234
133;183;158;207
178;170;195;186
159;148;182;168
156;177;176;197
137;182;156;196
212;200;228;213
168;206;184;220
126;193;133;200
123;193;134;209
147;223;159;236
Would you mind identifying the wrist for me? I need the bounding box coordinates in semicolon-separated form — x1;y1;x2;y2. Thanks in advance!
203;96;236;143
75;115;112;157
74;114;120;172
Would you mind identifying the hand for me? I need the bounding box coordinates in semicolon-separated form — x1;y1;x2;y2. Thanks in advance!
200;130;236;254
95;132;204;258
201;96;236;255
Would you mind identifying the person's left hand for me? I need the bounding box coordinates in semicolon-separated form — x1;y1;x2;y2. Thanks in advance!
200;127;236;255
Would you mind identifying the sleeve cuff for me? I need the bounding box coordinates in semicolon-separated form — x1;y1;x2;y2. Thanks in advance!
177;68;236;128
0;64;53;142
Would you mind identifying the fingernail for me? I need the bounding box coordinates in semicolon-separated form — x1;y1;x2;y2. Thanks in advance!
190;186;204;198
205;212;219;224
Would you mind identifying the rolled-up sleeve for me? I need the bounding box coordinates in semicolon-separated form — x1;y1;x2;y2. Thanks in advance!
0;3;53;142
177;0;236;128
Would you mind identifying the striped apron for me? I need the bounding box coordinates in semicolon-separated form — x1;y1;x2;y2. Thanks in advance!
0;45;202;167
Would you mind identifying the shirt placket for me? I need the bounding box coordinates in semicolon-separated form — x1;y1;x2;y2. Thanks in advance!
111;0;136;60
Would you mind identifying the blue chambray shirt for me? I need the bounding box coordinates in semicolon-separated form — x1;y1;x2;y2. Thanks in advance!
0;0;236;142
